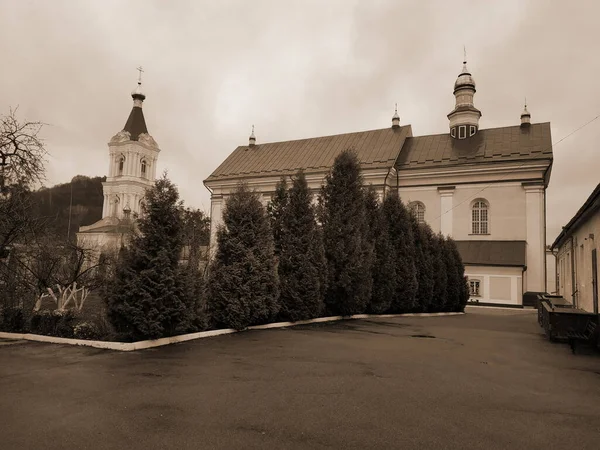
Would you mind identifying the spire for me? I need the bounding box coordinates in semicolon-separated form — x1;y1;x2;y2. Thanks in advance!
249;125;256;147
521;97;531;127
122;67;148;141
448;51;481;139
392;103;400;128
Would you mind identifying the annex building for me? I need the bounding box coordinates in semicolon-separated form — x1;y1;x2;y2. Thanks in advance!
551;183;600;313
204;59;554;307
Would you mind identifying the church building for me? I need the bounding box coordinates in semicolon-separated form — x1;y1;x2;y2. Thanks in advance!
77;72;160;253
204;59;554;307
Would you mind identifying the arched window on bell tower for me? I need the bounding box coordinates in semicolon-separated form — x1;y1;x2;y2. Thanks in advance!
118;155;125;175
141;158;147;178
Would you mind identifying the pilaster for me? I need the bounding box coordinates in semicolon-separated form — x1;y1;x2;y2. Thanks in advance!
438;186;455;237
523;182;546;292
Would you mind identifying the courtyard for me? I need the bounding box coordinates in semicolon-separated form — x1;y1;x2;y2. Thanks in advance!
1;307;599;449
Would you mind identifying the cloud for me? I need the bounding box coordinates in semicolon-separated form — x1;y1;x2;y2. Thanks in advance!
0;0;598;244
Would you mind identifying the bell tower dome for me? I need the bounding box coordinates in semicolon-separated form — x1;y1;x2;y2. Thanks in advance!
447;52;482;140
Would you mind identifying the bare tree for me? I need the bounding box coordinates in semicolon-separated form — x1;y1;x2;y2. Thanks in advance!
0;107;47;191
2;234;112;312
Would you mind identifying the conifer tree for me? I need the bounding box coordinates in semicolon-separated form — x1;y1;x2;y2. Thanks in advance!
106;173;191;340
319;149;373;316
277;171;327;321
410;215;435;313
382;192;418;313
267;177;288;258
206;183;279;330
443;237;469;312
447;237;470;312
431;233;448;312
365;187;396;314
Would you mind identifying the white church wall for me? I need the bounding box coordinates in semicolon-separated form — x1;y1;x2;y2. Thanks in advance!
451;183;527;241
398;186;441;233
464;265;523;305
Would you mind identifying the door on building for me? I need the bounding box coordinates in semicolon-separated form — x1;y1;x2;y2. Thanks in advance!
592;249;598;314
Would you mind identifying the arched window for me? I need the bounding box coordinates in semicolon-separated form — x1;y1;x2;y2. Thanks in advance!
141;159;147;177
471;200;489;234
409;201;426;224
118;156;125;175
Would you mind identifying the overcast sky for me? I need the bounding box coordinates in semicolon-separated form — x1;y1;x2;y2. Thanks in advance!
1;0;598;244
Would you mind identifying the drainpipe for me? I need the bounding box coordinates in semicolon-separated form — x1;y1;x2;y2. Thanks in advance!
550;246;559;295
571;235;576;306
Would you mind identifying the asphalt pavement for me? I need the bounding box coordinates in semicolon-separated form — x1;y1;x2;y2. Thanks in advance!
1;307;600;449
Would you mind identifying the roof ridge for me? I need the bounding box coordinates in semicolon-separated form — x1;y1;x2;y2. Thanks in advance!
240;125;411;147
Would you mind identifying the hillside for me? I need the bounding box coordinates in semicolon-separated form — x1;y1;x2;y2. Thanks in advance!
32;175;105;240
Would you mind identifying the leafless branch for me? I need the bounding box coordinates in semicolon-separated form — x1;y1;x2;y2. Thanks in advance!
0;107;48;190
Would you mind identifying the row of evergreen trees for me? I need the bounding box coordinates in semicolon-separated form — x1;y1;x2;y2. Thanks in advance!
105;151;469;340
206;150;469;331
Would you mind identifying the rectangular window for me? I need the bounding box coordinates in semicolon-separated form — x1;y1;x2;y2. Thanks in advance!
459;126;466;139
451;128;456;138
470;125;476;136
469;280;481;296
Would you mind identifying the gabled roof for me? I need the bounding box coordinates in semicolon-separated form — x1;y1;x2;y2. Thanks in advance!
204;125;412;183
454;240;527;267
123;106;148;141
551;182;600;250
395;122;553;170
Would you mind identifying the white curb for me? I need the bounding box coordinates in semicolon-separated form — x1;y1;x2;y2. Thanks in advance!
0;311;465;352
465;305;533;311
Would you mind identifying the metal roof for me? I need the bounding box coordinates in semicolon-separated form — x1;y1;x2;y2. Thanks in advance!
204;125;412;182
123;106;148;141
454;240;527;267
396;122;553;170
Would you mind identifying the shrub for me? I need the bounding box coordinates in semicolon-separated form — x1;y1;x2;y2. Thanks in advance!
30;309;77;338
0;306;26;333
206;183;280;331
411;216;435;313
106;174;193;341
73;322;101;340
277;171;327;322
382;192;418;313
319;150;373;316
366;187;396;314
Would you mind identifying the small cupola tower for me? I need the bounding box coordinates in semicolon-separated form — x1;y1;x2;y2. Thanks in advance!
249;125;256;147
447;51;482;140
520;99;531;127
392;103;400;128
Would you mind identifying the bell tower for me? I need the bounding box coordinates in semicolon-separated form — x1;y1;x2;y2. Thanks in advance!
102;67;160;220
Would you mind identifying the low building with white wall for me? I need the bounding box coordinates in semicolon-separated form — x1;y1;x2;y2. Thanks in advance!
204;59;554;307
551;183;600;313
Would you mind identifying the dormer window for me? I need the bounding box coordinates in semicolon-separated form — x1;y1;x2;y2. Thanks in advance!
458;125;466;139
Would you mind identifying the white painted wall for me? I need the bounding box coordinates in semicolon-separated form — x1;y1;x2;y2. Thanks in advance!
465;265;523;305
555;209;600;312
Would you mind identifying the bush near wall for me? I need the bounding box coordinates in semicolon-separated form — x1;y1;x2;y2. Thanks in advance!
0;306;26;333
29;310;77;338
